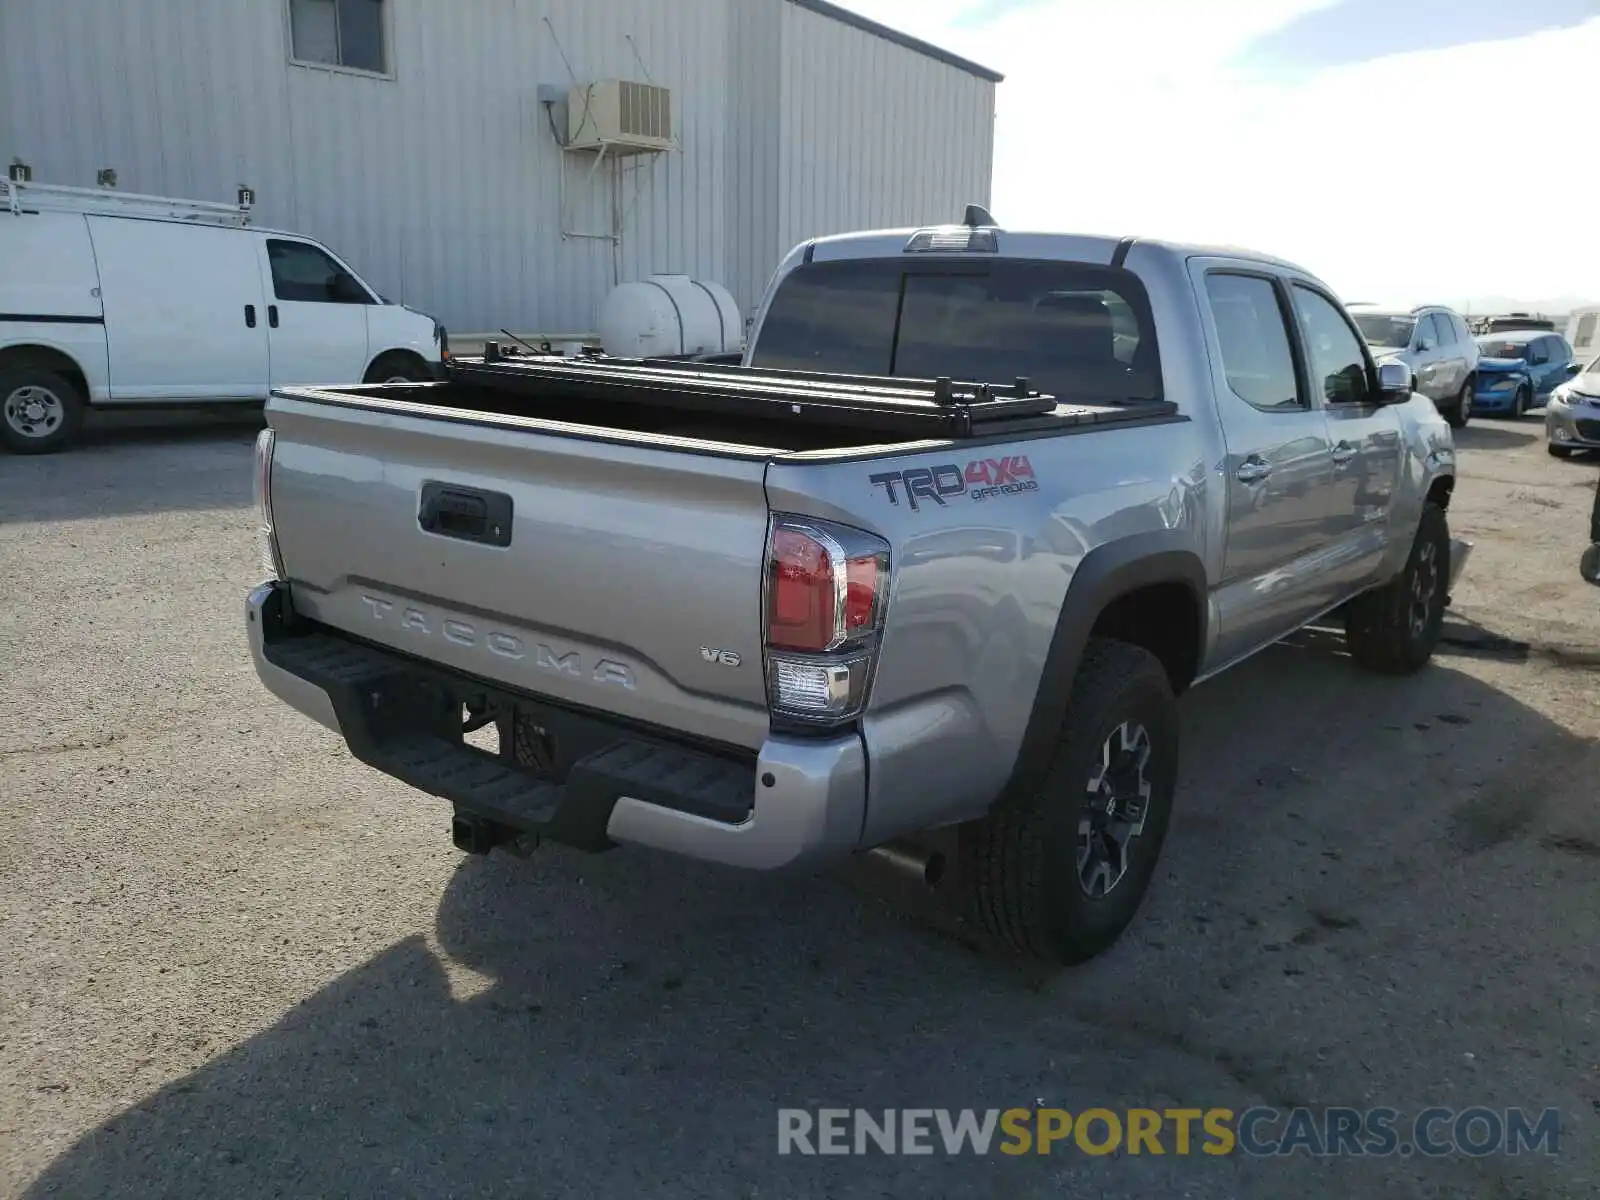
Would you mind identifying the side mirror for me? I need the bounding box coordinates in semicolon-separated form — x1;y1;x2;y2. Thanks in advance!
1376;360;1413;402
1416;338;1434;352
1567;362;1583;377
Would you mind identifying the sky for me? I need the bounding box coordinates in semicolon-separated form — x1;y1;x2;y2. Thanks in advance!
835;0;1600;310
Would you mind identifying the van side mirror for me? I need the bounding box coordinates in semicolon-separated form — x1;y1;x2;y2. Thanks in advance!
1376;360;1413;402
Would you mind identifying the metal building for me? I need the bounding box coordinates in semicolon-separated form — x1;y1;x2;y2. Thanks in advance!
0;0;999;336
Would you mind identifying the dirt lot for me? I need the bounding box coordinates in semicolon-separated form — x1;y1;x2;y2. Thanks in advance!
2;411;1598;1199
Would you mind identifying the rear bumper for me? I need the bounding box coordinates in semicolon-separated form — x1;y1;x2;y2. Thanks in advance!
246;582;865;870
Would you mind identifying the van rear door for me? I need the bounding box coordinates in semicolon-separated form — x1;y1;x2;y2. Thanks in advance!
88;217;268;401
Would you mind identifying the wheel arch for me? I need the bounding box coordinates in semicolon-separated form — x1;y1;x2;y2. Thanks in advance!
363;347;432;383
0;342;91;401
1002;533;1207;806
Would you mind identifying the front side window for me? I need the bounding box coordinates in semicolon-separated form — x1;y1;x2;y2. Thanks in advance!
290;0;387;74
1203;273;1303;411
751;258;1161;405
267;239;370;303
1292;286;1373;405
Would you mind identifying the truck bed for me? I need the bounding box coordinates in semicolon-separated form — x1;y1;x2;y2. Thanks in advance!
281;353;1177;456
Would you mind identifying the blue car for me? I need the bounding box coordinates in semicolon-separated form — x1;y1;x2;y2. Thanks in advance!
1473;330;1581;417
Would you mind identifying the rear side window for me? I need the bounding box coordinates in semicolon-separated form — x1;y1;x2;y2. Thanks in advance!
751;258;1161;404
1203;273;1302;411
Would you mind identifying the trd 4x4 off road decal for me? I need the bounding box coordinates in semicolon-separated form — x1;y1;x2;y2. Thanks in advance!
869;456;1038;510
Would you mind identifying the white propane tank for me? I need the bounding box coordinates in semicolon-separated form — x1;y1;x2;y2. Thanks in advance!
598;274;743;359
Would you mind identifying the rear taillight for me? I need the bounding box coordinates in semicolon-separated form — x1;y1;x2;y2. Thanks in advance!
764;515;889;725
253;428;284;582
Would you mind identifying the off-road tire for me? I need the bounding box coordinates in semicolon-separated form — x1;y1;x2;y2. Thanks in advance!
1342;501;1449;674
965;639;1179;965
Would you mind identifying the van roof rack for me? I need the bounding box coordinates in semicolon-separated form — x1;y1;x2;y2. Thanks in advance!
1;177;255;227
444;353;1087;439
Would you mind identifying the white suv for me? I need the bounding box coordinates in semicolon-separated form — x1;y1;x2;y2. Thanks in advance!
1349;304;1479;428
0;179;445;453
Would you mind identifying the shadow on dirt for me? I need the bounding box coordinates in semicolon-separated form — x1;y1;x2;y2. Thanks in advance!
22;634;1590;1199
0;409;261;522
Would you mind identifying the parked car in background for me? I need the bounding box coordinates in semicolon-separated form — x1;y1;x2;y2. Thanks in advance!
1567;306;1600;364
1472;331;1581;417
0;177;445;454
1546;354;1600;458
1350;304;1478;427
1478;313;1559;334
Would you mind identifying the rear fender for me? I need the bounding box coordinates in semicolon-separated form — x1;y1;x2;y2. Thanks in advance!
1000;532;1207;807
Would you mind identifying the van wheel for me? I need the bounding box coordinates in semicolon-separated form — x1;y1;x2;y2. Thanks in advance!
0;368;86;454
1342;501;1449;674
364;353;433;384
964;639;1179;965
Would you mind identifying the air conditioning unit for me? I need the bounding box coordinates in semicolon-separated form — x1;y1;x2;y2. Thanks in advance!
566;80;673;154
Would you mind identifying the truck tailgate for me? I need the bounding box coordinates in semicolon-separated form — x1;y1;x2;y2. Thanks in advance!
265;395;773;750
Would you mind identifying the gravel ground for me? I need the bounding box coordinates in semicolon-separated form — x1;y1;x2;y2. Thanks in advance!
2;409;1598;1199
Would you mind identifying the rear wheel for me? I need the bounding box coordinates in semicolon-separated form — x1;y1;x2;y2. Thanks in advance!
1343;501;1449;674
965;639;1179;965
0;367;86;454
364;352;434;384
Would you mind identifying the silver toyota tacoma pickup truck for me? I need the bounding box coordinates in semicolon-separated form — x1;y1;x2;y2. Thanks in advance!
247;209;1470;965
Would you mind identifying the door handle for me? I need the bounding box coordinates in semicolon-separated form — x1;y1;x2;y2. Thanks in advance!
268;305;279;328
1331;442;1357;465
244;304;256;328
1236;457;1273;484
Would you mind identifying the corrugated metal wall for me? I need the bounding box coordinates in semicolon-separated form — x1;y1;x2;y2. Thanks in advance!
0;0;994;334
776;2;995;264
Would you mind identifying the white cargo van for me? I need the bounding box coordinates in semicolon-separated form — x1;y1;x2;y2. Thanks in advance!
0;178;445;453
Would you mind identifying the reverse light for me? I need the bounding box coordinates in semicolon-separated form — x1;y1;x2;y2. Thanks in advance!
764;515;890;725
253;428;284;582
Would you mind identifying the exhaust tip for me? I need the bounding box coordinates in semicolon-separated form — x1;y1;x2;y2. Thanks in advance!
863;842;947;890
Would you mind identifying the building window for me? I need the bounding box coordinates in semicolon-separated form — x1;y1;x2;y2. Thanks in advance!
289;0;387;74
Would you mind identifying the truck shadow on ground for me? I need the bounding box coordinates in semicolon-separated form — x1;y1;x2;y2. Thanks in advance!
23;635;1593;1199
1449;422;1542;451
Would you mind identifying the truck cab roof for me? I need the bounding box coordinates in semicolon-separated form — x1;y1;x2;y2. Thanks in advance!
802;224;1317;278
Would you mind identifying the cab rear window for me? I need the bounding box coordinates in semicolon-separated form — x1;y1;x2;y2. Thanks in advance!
750;258;1162;405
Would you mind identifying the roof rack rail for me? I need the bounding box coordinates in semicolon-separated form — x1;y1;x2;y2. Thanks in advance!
1;177;255;226
444;353;1078;439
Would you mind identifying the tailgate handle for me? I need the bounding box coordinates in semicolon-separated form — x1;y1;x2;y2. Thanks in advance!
418;482;513;547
